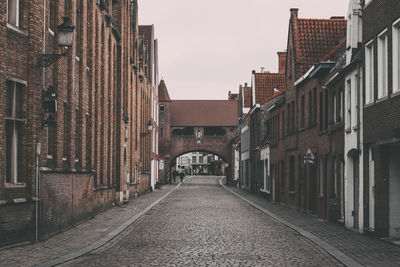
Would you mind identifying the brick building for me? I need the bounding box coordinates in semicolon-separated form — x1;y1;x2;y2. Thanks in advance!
267;9;347;217
0;0;158;246
139;25;159;191
362;0;400;238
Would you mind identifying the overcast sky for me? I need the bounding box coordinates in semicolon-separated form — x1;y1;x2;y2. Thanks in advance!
138;0;349;100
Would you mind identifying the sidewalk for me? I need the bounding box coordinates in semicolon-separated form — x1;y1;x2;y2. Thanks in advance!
0;183;178;267
226;184;400;267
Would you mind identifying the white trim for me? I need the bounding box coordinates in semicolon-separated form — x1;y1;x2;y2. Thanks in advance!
392;19;400;94
377;29;388;99
365;40;374;104
294;66;315;87
48;28;55;36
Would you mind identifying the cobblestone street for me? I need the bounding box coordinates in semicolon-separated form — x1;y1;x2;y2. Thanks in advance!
62;176;341;266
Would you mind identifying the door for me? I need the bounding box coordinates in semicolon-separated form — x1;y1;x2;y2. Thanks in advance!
309;165;317;214
353;154;359;229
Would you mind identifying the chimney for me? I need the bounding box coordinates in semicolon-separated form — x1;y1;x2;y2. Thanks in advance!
290;8;299;18
245;82;248;87
277;52;287;75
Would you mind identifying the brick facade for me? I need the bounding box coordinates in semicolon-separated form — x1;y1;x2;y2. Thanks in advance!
246;9;347;221
363;0;400;237
0;0;156;246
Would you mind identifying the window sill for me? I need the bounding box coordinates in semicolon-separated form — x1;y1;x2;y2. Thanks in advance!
391;91;400;98
289;191;295;195
376;95;389;103
7;24;28;37
364;101;375;108
4;183;26;189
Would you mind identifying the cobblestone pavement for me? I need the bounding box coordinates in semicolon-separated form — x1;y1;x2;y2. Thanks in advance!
0;184;177;267
63;176;341;266
227;182;400;267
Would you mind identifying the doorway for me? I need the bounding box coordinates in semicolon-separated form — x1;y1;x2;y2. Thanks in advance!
389;145;400;237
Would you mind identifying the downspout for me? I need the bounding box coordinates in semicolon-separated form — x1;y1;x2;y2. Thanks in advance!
35;0;47;243
356;62;361;152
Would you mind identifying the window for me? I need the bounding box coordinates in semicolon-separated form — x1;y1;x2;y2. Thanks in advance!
280;160;285;189
7;0;20;27
339;88;344;122
281;111;284;138
159;104;164;112
365;40;375;103
393;18;400;94
333;93;337;123
301;95;305;128
378;29;388;99
346;79;351;129
199;156;203;164
287;104;290;134
192;156;196;164
319;92;323;132
324;91;328;130
63;103;69;160
5;80;25;184
204;127;226;136
308;91;312;126
313;88;317;123
291;101;295;132
289;156;295;192
332;157;337;198
319;157;324;197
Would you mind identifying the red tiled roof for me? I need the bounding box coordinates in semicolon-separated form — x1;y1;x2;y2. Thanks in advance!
320;39;346;62
293;18;347;78
158;80;171;102
170;100;238;127
262;89;285;105
243;87;252;108
254;73;286;105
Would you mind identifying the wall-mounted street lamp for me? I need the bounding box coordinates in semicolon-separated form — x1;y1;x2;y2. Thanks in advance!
141;120;153;136
147;120;153;132
38;17;75;68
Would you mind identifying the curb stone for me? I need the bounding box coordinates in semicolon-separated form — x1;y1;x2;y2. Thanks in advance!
219;177;363;267
34;183;182;267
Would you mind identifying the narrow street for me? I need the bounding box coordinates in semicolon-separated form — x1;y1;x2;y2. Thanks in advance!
62;176;340;266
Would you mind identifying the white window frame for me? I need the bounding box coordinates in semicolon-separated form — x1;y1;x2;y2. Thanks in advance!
377;29;388;99
365;39;375;104
7;0;20;28
393;18;400;94
346;79;352;129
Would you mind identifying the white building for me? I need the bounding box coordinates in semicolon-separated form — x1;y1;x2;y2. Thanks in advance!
343;0;364;232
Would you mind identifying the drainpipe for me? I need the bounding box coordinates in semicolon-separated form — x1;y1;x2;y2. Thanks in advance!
35;0;47;243
356;64;361;152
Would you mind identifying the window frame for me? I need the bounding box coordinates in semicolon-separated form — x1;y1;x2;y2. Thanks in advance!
365;39;375;104
5;79;26;185
392;18;400;94
377;28;388;99
7;0;20;28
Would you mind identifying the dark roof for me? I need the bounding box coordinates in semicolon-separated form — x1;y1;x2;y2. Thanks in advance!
158;80;171;102
170;100;239;127
254;73;286;105
293;17;347;78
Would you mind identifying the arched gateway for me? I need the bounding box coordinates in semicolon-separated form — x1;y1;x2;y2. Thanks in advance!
158;80;239;184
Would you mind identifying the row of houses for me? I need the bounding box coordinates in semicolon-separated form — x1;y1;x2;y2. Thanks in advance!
0;0;161;246
234;0;400;239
